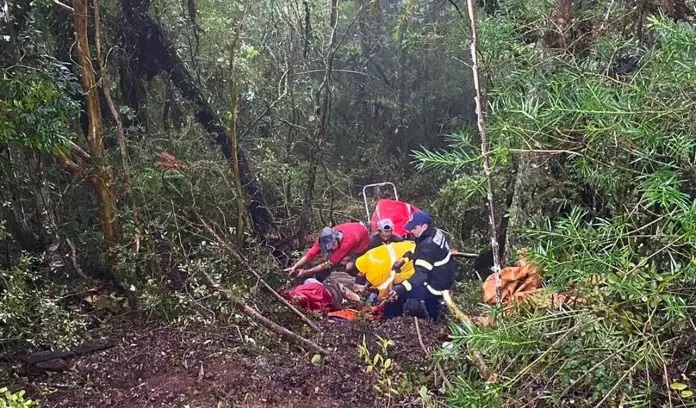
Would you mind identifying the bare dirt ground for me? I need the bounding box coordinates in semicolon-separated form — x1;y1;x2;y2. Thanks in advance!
19;316;450;407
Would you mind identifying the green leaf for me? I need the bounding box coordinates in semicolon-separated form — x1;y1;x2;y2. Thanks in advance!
384;358;392;370
670;382;688;391
682;390;694;398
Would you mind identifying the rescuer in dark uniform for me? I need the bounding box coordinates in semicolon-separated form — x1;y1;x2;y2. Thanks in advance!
386;211;455;319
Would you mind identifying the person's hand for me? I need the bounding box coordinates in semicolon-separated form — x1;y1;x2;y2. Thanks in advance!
391;258;406;272
388;284;407;302
295;268;310;278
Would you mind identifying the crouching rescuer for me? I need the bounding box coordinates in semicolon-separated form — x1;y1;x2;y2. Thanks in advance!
285;222;370;281
354;241;417;302
387;211;455;320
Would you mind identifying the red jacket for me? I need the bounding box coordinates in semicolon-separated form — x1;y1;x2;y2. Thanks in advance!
283;282;335;312
305;222;370;265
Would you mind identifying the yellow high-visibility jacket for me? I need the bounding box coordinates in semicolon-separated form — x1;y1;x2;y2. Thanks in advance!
355;241;416;299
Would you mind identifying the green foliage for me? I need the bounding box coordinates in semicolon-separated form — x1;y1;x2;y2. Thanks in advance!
0;388;38;408
358;335;410;400
420;4;696;406
0;255;86;349
0;70;79;150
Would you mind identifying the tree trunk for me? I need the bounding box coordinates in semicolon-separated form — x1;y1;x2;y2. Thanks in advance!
228;0;251;247
93;0;140;232
72;0;123;251
119;0;277;239
299;0;339;233
466;0;502;307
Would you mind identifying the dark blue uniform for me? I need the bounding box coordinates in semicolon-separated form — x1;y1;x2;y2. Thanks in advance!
386;226;455;319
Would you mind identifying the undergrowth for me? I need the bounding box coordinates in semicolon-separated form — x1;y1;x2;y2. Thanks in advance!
419;8;696;408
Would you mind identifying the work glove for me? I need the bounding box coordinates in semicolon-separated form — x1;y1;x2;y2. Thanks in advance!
391;258;405;272
387;284;407;302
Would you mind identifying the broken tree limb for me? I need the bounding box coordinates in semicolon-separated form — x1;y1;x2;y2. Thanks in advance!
28;342;115;366
199;270;330;355
450;250;478;258
197;215;320;331
442;291;493;381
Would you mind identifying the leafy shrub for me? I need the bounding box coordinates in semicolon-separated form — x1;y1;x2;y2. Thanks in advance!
0;255;86;349
0;387;38;408
421;8;696;408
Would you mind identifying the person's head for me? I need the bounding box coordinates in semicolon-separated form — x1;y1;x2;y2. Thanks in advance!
323;278;345;310
377;218;394;240
404;211;432;238
319;227;341;253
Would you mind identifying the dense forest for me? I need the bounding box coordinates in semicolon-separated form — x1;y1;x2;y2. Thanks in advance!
1;0;696;406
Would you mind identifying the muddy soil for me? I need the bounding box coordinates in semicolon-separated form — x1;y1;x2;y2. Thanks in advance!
19;316;450;407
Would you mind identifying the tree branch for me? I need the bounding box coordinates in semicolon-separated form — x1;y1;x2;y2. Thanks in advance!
199;268;330;355
414;317;452;389
53;150;84;179
197;215;321;331
441;291;493;381
228;0;252;247
446;0;465;18
53;0;73;12
65;140;91;161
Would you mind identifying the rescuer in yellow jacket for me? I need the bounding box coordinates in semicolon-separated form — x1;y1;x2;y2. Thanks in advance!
354;241;416;300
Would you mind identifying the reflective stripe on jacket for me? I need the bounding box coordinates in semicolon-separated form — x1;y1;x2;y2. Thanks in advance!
400;227;455;295
355;241;416;299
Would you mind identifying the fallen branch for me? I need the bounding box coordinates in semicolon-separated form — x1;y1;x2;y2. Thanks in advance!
199;269;331;355
52;0;73;12
414;317;452;390
450;250;478;258
64;237;88;279
29;343;114;365
197;215;320;331
442;291;494;381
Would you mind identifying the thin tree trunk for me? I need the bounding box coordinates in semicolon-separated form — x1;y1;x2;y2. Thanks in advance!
72;0;123;251
299;0;340;232
93;0;141;236
442;291;493;380
1;149;41;252
465;0;501;306
228;0;251;247
396;14;409;166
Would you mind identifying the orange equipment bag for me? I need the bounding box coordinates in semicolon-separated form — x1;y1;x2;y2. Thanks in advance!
327;305;383;321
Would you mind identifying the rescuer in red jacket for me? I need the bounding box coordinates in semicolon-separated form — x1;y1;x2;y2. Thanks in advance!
284;222;370;281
